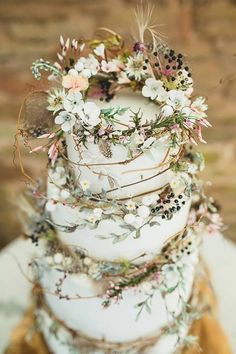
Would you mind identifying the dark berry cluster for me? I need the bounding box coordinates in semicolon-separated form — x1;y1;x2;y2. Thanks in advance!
99;80;114;102
151;191;186;220
151;48;192;84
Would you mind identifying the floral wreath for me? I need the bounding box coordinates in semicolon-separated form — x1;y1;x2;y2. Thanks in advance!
27;28;210;166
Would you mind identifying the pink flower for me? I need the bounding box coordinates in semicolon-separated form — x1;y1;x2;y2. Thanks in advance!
171;124;182;134
48;142;59;166
189;136;197;145
206;223;221;234
184;119;194;129
62;69;89;92
37;132;55;139
199;118;212;128
29;145;45;153
194;125;206;144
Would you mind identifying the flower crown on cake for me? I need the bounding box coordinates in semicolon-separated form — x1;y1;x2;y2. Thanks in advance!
26;17;210;165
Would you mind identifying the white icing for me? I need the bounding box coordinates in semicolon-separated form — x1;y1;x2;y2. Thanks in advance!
39;251;198;343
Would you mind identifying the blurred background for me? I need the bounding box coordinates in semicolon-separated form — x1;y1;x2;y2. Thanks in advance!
0;0;235;249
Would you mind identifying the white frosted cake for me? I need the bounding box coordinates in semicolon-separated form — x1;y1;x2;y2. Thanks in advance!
18;15;223;354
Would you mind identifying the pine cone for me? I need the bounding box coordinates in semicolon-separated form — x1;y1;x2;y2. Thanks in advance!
98;140;112;159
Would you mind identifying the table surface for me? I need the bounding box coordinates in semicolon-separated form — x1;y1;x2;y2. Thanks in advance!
0;235;236;354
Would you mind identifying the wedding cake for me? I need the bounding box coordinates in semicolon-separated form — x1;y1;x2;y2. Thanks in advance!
17;13;223;354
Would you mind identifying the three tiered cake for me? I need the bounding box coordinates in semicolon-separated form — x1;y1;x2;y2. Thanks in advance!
17;16;223;354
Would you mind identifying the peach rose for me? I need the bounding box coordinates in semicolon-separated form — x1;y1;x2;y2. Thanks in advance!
62;69;89;92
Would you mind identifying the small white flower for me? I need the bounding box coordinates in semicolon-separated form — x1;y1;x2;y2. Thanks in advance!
125;52;147;81
53;253;64;264
142;195;156;206
47;89;66;113
77;102;101;127
46;256;53;265
80;179;90;191
50;166;66;185
55;111;76;132
63;257;71;267
101;60;118;73
191;96;208;114
93;208;103;219
83;257;92;266
63;92;83;113
45;199;57;212
142;78;167;101
94;43;105;58
137;205;150;218
161;105;174;117
125;199;136;211
124;213;136;225
60;189;70;199
166;90;190;111
87;214;98;224
74;54;100;78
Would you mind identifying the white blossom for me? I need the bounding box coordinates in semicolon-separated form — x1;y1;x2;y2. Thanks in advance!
80;179;90;191
142;78;167;102
83;257;92;266
47;89;66;113
167;90;190;110
54;111;76;132
74;54;100;78
94;43;105;58
125;200;136;211
101;60;119;73
53;252;64;264
63;92;83;113
77;102;101;127
137;205;150;218
50;166;66;185
124;213;136;225
60;189;70;199
125;52;147;81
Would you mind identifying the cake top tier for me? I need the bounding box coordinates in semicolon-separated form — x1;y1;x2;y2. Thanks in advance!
28;29;210;167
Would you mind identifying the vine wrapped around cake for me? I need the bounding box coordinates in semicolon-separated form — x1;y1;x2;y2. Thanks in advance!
13;6;226;354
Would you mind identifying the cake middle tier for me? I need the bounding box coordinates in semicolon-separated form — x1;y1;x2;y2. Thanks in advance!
47;179;192;263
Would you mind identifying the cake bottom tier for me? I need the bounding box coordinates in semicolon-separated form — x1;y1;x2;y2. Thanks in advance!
5;272;232;354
